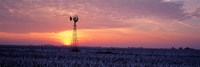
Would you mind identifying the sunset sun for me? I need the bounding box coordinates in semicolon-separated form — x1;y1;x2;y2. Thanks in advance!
63;38;71;46
56;31;73;46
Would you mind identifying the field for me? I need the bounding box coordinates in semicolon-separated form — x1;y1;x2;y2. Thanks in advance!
0;45;200;67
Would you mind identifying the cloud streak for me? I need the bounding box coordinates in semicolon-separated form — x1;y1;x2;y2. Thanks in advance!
0;0;190;33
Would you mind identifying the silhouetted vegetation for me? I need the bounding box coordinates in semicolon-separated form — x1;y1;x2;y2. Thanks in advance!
184;47;195;50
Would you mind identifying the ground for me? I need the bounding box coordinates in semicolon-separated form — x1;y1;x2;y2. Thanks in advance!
0;45;200;67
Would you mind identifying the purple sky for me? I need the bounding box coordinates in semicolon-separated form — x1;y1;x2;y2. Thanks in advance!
0;0;200;48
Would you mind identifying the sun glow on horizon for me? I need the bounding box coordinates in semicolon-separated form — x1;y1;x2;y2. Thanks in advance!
56;31;73;46
55;30;85;46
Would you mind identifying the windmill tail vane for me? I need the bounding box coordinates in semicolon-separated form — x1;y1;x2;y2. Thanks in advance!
70;17;72;21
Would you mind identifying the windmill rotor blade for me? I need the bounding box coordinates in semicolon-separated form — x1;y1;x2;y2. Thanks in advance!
73;16;79;23
76;17;79;22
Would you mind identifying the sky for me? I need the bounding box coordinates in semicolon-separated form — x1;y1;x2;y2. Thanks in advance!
0;0;200;48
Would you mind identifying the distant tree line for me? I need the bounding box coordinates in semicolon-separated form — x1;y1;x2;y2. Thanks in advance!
171;47;195;50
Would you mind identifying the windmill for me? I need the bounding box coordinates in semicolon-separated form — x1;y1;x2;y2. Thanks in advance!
69;15;79;52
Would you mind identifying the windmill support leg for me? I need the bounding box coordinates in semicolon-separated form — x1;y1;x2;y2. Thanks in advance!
70;23;79;52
